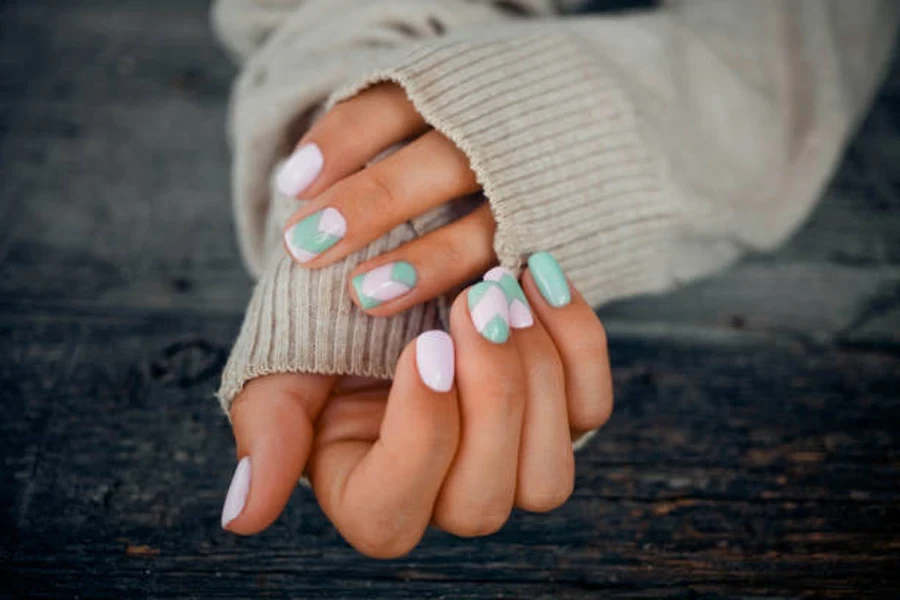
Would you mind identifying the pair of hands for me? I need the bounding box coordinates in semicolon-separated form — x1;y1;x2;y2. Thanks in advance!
222;84;614;558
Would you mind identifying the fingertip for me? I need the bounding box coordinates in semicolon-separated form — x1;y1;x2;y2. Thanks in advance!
415;330;455;393
222;374;333;535
221;456;251;530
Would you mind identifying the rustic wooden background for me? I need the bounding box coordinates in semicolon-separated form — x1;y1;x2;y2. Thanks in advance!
1;1;898;598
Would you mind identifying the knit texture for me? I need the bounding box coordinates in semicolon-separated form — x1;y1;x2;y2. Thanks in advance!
215;0;899;414
328;26;679;306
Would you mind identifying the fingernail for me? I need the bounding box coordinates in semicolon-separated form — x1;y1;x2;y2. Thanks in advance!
527;251;571;308
221;456;251;529
276;144;324;197
284;207;346;263
352;261;417;309
467;281;510;344
484;266;533;329
416;330;455;392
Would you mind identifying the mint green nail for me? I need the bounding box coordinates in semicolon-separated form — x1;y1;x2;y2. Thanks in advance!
467;281;510;344
352;261;417;309
484;266;533;329
284;207;346;262
528;252;571;308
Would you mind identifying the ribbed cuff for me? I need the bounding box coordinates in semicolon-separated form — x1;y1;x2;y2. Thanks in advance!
330;25;681;307
217;188;454;413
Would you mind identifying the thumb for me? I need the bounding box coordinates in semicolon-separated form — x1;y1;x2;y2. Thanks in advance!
221;372;336;535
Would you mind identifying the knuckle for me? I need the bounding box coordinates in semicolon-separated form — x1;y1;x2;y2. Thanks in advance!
517;486;573;513
570;392;613;432
572;320;608;361
517;461;575;513
346;516;421;559
472;375;524;421
353;168;400;222
321;102;365;141
437;509;510;539
362;167;398;207
436;236;469;271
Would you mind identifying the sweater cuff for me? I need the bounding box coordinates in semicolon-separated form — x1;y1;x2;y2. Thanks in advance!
329;25;682;307
217;186;455;413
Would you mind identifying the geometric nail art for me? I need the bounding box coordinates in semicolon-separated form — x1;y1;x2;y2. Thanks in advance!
467;280;510;344
283;207;346;263
352;261;418;309
484;266;533;329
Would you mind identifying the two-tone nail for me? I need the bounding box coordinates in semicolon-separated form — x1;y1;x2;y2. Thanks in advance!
276;143;324;198
467;281;510;344
527;251;571;307
484;266;533;329
284;207;346;263
352;261;418;309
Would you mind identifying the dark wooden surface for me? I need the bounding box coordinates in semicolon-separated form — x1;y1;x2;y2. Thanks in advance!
1;1;899;598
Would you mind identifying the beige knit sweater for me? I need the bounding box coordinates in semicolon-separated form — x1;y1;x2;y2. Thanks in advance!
213;0;898;411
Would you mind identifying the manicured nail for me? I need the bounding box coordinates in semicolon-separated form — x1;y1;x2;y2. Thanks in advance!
276;144;324;197
527;251;571;308
352;261;417;309
221;456;251;529
284;207;346;263
467;281;510;344
484;266;533;329
416;330;455;392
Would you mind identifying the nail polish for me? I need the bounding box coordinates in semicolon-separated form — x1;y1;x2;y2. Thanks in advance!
284;207;346;262
484;266;533;329
415;330;455;392
276;144;324;197
352;262;417;309
527;251;571;308
221;456;251;529
467;281;510;344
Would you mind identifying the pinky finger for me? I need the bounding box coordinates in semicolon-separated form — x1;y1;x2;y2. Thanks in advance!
522;252;614;435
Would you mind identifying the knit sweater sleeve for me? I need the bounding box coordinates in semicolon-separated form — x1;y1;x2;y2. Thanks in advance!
215;0;581;410
217;0;898;411
326;0;899;306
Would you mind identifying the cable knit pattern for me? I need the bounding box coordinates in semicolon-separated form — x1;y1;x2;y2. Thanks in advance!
215;0;899;414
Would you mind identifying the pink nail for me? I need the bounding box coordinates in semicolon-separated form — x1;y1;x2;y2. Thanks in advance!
276;144;324;197
484;266;533;329
415;330;455;393
221;456;251;529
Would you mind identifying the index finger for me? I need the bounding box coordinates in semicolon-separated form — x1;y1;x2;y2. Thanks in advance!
276;83;428;200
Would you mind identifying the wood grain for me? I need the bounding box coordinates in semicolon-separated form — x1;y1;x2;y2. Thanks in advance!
0;1;898;598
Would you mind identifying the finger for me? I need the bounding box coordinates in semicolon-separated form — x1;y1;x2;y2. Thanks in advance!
282;130;479;267
485;267;574;512
309;331;460;558
222;372;336;535
348;204;496;315
275;83;428;199
433;281;524;538
523;252;614;435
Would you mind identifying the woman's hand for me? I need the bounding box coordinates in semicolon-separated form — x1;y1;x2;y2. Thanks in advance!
276;82;498;316
222;258;613;558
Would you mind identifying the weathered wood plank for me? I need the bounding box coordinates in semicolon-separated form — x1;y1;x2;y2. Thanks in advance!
1;312;898;598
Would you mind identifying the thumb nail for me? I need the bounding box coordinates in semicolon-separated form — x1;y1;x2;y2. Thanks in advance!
221;456;252;529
